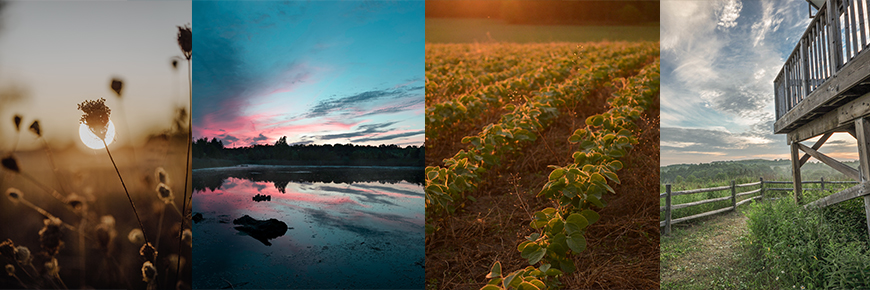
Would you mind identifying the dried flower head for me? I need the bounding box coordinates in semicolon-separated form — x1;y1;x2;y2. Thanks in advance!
14;246;31;265
141;261;157;282
95;215;116;250
38;217;64;256
29;120;40;137
65;193;85;213
156;183;173;203
177;24;192;60
110;78;123;97
139;242;157;262
127;228;145;245
44;257;58;276
172;59;179;69
4;264;13;277
13;115;21;132
77;98;111;140
6;188;22;205
182;228;192;247
1;156;19;173
0;239;15;260
155;167;169;184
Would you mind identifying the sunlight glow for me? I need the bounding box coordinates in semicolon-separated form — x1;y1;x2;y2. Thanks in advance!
79;120;116;149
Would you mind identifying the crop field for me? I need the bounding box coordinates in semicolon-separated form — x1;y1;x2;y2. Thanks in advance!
425;42;660;290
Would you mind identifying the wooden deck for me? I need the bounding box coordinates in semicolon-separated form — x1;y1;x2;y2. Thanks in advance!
774;0;870;141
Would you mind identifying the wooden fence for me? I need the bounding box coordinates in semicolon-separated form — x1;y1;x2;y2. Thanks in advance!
660;178;859;235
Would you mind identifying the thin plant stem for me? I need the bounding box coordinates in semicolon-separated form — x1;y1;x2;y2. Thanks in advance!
156;205;165;249
176;57;192;285
39;137;69;195
101;138;151;247
54;272;68;290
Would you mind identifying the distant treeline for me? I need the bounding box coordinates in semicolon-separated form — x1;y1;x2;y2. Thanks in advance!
426;0;659;25
660;159;859;184
192;136;424;168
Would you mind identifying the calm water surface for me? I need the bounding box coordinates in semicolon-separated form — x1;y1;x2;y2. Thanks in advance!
192;165;424;289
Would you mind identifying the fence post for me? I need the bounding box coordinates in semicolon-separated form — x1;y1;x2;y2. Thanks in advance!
665;184;672;236
821;177;825;191
731;180;737;210
760;177;765;202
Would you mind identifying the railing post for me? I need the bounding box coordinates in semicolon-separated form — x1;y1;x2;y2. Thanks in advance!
731;180;737;210
827;0;843;72
821;177;825;191
801;37;810;99
665;184;672;236
760;177;765;202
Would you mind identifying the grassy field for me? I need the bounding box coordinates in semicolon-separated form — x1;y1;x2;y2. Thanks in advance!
426;18;659;43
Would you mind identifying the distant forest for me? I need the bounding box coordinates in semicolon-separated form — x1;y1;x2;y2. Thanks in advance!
661;159;859;185
192;137;424;168
426;0;659;25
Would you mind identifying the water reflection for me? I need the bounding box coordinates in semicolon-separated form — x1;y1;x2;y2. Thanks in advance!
192;165;424;289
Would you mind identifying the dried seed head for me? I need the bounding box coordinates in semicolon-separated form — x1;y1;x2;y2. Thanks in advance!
14;246;31;265
155;167;169;185
13;115;22;132
156;183;173;203
127;228;145;245
6;188;22;205
101;215;115;228
29;120;40;137
44;257;58;276
110;78;123;97
139;242;157;262
95;215;116;250
38;218;64;256
172;59;178;69
182;229;192;247
177;24;192;60
77;98;111;140
0;239;15;260
65;193;85;213
141;261;157;282
1;156;20;173
5;264;13;276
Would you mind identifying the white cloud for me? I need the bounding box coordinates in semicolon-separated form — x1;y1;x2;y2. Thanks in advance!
716;0;743;29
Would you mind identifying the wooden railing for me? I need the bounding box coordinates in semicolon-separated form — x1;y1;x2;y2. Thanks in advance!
660;178;858;235
774;0;870;120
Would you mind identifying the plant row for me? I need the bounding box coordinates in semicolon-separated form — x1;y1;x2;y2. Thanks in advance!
482;59;659;290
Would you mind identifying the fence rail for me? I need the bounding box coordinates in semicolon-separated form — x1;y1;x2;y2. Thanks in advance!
660;178;858;235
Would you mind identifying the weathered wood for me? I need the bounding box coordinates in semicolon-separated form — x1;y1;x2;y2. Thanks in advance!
665;207;734;227
669;185;731;197
864;196;870;238
765;181;795;184
776;36;870;134
797;142;861;180
768;188;797;191
665;184;671;235
792;142;803;204
735;181;762;188
736;195;761;207
805;182;870;208
786;108;843;143
731;180;737;210
856;117;870;179
670;195;733;210
736;188;761;198
760;177;765;201
837;91;870;124
799;132;833;165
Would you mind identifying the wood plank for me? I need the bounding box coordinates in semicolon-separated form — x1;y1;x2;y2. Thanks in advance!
797;142;861;180
837;91;870;123
805;182;870;208
775;39;870;134
736;195;762;207
792;142;804;204
736;188;761;198
800;132;833;165
735;181;762;188
670;207;733;226
671;195;732;210
856;117;870;180
670;185;731;197
786;107;843;143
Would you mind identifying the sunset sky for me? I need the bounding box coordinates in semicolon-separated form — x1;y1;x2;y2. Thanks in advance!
0;1;191;151
192;1;424;148
661;0;858;165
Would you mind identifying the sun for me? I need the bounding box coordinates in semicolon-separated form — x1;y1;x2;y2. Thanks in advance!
79;120;116;149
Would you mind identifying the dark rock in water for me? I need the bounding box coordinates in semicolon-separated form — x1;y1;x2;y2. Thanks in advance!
192;213;204;223
252;194;271;202
233;215;288;246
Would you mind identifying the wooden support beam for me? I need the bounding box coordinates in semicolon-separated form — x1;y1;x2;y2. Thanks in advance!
855;117;870;239
799;132;833;166
797;143;861;180
787;91;870;143
805;182;870;209
791;142;803;204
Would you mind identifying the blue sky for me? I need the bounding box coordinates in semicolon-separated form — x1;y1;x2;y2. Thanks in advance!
661;0;859;165
193;1;424;148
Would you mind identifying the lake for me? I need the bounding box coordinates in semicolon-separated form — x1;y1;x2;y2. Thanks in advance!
191;165;425;289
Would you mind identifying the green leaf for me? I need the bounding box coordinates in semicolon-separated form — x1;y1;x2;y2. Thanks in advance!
573;152;587;164
590;173;606;183
480;285;502;290
545;268;563;276
567;233;587;253
517;241;531;253
527;233;541;241
530;279;546;289
548;218;564;233
521;243;540;259
542;207;557;215
603;172;620;184
586;195;605;208
579;140;595;149
610;148;625;158
609;160;623;171
486;261;502;279
528;247;546;265
539;264;550;273
580;209;600;224
566;213;590;229
548;233;568;256
487;278;503;285
503;273;519;289
559;258;577;273
518;281;541;290
549;168;565;181
467;195;477;202
426;169;439;180
567;134;582;143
